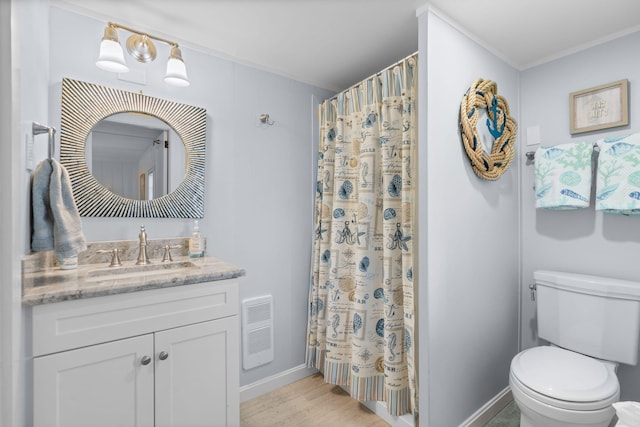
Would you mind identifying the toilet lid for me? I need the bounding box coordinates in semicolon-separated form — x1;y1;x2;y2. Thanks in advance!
511;346;619;402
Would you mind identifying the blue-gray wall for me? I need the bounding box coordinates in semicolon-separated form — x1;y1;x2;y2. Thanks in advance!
3;4;332;412
47;6;334;388
520;30;640;401
419;9;520;426
1;1;14;425
6;3;640;427
4;1;52;425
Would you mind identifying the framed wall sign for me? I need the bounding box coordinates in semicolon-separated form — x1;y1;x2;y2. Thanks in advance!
569;79;629;134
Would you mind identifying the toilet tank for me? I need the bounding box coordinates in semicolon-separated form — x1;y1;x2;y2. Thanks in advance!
534;270;640;365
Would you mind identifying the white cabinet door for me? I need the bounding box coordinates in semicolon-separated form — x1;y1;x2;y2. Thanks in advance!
33;334;155;427
155;318;239;427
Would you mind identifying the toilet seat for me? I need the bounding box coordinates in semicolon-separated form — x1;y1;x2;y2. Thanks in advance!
510;371;618;412
510;346;619;410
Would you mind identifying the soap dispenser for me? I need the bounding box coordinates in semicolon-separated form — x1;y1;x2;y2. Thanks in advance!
188;220;204;258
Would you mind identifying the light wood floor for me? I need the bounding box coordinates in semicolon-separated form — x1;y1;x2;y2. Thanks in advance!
240;373;390;427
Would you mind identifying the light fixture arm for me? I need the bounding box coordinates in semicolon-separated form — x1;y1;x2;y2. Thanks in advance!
107;21;179;50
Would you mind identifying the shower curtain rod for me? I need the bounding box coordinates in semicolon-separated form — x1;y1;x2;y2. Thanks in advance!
328;50;418;101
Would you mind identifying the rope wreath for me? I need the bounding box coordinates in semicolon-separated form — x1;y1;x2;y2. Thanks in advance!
459;78;517;180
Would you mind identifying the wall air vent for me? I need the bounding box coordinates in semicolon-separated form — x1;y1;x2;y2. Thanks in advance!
241;295;274;370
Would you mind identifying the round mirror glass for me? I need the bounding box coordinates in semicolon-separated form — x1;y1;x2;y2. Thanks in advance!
86;113;186;201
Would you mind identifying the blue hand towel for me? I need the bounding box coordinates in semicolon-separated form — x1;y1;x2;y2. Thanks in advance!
31;159;87;259
31;159;54;252
595;132;640;215
534;141;594;209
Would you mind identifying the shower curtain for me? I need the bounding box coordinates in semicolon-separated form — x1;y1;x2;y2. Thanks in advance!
306;53;417;417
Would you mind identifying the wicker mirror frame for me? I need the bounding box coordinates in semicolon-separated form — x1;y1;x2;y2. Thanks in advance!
60;78;206;217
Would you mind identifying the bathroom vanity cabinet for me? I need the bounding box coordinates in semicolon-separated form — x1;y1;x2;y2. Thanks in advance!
31;279;239;427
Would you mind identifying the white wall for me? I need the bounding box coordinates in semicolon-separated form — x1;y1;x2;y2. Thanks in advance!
419;10;520;426
47;4;332;391
520;31;640;400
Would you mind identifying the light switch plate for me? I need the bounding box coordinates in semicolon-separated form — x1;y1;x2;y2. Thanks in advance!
526;125;541;146
22;121;34;171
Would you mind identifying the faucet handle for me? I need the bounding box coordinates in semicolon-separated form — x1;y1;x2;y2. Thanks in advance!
161;245;182;262
96;248;123;267
139;225;147;242
136;225;151;265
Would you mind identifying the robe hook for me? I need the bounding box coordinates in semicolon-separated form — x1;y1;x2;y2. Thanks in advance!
259;113;274;125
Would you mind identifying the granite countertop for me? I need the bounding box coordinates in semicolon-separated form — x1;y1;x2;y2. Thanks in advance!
22;238;245;306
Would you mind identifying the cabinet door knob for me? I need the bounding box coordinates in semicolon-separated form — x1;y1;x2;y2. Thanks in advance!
141;356;151;366
159;351;169;361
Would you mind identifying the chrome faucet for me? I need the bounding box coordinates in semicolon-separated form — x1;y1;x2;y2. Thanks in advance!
136;225;151;265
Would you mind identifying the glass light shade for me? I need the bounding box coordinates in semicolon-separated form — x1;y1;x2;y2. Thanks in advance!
164;47;190;87
96;39;129;73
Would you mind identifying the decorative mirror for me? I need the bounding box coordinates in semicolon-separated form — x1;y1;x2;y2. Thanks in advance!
60;78;206;217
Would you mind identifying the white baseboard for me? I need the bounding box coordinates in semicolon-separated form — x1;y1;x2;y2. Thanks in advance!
362;400;415;427
239;364;317;402
459;386;513;427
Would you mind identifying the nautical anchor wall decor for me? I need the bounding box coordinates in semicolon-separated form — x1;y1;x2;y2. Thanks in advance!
459;78;517;180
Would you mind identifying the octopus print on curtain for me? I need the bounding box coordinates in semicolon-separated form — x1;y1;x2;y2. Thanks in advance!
306;54;417;417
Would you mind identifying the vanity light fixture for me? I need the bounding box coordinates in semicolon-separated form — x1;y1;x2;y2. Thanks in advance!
96;22;190;87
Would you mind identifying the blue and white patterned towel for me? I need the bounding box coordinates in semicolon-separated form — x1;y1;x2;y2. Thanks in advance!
595;132;640;215
534;141;594;209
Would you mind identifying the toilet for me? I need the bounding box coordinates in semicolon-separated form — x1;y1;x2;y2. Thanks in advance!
510;270;640;427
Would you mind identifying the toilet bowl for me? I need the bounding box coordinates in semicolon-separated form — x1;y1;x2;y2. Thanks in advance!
510;346;619;427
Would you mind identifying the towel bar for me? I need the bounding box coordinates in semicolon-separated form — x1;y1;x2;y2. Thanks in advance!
525;142;599;165
32;122;56;160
